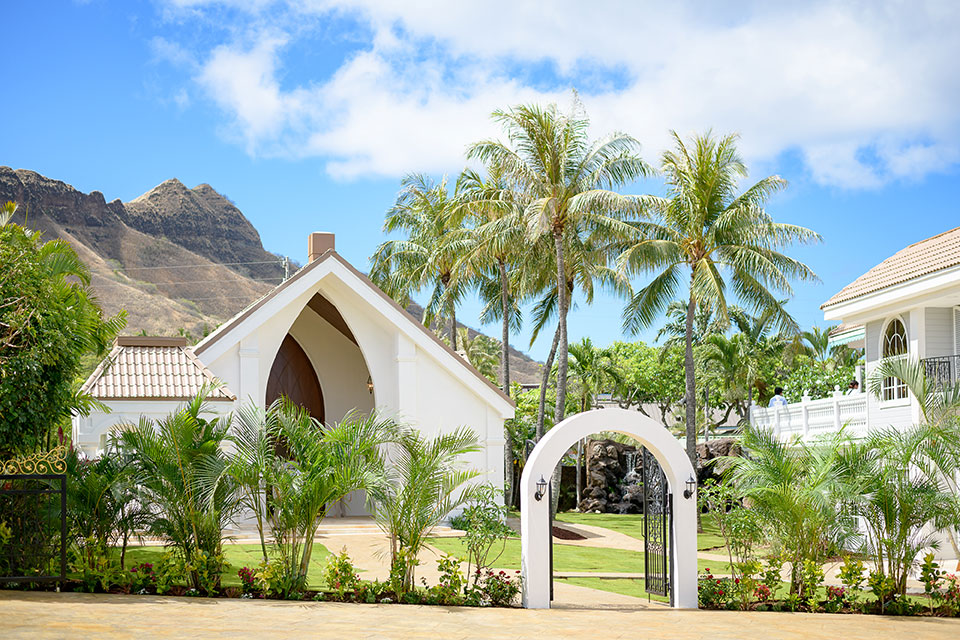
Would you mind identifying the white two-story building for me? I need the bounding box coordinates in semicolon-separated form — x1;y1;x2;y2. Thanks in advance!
752;226;960;438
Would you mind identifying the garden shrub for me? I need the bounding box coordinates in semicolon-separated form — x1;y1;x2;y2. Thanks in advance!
324;548;361;601
476;569;521;607
456;484;514;588
237;566;257;597
697;569;735;609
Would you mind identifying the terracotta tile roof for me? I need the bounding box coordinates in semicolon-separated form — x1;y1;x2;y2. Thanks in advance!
822;226;960;308
80;336;235;401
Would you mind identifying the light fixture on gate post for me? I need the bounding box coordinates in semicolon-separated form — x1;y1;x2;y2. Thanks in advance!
367;376;374;395
534;475;548;501
683;474;697;499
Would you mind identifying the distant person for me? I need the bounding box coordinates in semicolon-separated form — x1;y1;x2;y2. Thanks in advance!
845;380;860;395
769;387;788;408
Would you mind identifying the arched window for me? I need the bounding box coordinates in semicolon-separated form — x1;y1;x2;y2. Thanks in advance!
881;317;908;401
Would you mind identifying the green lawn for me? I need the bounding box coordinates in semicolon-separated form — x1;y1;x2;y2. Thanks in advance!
118;543;332;589
559;577;669;603
427;536;731;575
553;512;727;551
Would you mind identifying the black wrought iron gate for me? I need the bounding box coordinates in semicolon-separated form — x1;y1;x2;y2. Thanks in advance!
642;447;673;604
0;449;68;588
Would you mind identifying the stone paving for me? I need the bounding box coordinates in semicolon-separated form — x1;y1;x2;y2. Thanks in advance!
2;591;958;639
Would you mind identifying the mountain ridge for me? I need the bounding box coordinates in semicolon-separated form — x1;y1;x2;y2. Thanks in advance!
0;167;543;384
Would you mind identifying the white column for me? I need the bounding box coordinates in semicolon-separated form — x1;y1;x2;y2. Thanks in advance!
833;386;842;432
239;334;260;406
396;334;418;424
909;307;926;425
801;393;810;438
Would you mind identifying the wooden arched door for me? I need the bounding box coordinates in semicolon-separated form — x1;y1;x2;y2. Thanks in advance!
265;334;325;423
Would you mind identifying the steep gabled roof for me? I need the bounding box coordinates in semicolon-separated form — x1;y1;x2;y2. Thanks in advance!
822;226;960;309
81;336;235;401
193;249;515;409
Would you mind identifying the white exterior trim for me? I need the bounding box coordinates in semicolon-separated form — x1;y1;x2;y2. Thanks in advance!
823;264;960;322
520;408;697;610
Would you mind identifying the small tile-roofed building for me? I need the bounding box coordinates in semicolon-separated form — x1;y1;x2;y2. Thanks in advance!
73;336;235;455
73;232;515;512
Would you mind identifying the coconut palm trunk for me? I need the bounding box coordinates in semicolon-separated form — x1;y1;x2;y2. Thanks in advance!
499;260;514;507
536;324;562;441
684;289;697;469
553;231;569;428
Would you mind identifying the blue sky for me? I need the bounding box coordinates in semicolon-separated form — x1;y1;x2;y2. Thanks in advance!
5;1;960;360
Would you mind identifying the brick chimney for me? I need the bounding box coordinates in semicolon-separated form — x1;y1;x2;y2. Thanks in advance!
308;232;335;263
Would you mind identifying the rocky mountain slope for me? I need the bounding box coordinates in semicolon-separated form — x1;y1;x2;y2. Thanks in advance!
0;167;542;383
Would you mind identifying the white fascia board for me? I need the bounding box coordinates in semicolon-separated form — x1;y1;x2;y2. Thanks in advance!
197;262;338;364
331;262;516;418
822;265;960;323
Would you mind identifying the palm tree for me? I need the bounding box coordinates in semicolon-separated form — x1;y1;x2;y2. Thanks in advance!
468;100;651;436
371;425;482;592
456;329;501;384
701;333;749;424
455;165;526;396
267;401;395;589
729;426;852;595
867;357;960;562
370;174;472;350
566;337;622;504
619;131;820;471
115;390;235;593
836;423;960;598
655;299;728;351
798;326;832;362
731;307;791;405
524;225;632;440
219;402;276;563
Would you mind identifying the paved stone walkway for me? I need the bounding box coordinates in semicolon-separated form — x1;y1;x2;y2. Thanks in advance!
2;591;958;639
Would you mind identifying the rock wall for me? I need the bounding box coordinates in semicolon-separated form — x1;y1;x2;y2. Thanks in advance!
576;436;744;514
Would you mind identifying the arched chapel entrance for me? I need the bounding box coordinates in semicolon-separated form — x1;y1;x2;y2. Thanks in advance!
265;334;325;423
519;408;698;609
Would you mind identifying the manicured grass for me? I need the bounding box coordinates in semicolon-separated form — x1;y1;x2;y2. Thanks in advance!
119;543;332;589
554;511;727;551
427;536;732;575
559;577;669;603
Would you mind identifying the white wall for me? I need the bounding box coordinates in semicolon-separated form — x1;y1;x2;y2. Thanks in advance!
925;307;956;358
71;399;235;458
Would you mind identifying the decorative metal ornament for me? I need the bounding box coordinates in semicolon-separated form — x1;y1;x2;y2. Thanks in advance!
0;446;68;475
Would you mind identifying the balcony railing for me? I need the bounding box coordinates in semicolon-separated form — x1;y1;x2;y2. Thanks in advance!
749;390;868;440
922;354;960;389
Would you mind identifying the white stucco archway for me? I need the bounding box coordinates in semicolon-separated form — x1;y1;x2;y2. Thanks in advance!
520;408;698;609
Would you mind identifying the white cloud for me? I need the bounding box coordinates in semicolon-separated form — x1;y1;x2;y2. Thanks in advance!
158;0;960;187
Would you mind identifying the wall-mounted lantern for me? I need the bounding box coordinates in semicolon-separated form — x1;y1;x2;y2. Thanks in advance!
367;376;374;395
534;475;548;502
683;474;697;499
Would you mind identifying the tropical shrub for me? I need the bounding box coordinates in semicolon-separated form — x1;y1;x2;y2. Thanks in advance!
114;391;235;593
836;423;960;596
263;403;395;590
323;548;361;601
371;425;482;591
783;355;854;402
456;484;513;587
728;427;851;593
0;202;125;457
698;479;762;584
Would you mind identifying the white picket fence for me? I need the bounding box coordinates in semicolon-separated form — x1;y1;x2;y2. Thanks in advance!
749;390;868;440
